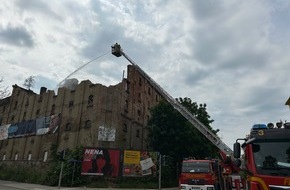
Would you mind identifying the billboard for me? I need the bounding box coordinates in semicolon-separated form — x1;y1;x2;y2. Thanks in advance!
123;150;158;176
81;148;120;177
8;120;36;138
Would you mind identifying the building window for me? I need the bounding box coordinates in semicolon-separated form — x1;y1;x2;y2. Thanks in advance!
124;100;128;112
2;153;6;161
28;153;32;161
136;129;140;138
38;96;42;102
51;104;55;115
69;101;74;108
11;115;15;122
85;120;91;128
148;87;151;95
22;112;26;121
138;92;141;102
14;101;18;110
125;81;130;93
43;151;48;162
123;124;127;132
88;95;93;107
15;153;18;160
139;77;142;86
36;109;40;116
25;98;29;107
137;109;141;117
65;123;72;131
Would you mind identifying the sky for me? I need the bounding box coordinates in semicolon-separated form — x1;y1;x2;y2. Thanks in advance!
1;0;290;150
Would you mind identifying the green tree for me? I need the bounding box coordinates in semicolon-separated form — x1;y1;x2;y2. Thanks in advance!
147;97;218;163
45;144;87;187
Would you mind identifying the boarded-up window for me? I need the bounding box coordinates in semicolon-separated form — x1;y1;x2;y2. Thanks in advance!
28;153;32;161
43;151;48;162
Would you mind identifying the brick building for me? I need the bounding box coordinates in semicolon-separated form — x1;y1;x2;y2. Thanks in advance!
0;65;162;163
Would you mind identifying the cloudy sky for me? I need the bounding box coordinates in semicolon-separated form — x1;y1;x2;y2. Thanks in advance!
1;0;290;149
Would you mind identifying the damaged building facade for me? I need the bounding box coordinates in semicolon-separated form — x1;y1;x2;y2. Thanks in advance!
0;65;163;164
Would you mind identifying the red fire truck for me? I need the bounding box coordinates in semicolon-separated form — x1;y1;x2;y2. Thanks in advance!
179;158;221;190
234;123;290;189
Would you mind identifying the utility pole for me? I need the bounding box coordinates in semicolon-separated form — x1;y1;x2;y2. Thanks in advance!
159;153;162;190
58;150;65;189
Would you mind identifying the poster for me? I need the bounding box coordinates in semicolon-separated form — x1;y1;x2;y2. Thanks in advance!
98;126;116;141
0;124;10;140
36;114;60;135
123;150;158;176
81;148;120;177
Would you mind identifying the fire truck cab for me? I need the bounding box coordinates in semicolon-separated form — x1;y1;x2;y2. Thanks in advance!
179;158;221;190
234;122;290;190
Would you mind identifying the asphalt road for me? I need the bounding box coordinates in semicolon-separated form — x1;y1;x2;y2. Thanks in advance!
0;180;179;190
0;184;22;190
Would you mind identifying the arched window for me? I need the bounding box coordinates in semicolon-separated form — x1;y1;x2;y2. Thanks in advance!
124;100;128;112
65;123;72;131
123;124;127;132
138;92;141;102
88;95;94;107
51;104;55;115
85;120;91;128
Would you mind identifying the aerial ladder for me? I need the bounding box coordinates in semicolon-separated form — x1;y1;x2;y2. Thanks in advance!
111;43;233;157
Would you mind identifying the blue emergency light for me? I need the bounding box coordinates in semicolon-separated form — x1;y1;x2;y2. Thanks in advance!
251;124;267;131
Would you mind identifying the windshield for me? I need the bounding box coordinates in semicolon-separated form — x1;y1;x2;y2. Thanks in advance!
182;162;211;173
252;141;290;176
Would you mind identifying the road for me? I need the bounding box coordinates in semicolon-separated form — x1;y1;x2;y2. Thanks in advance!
0;180;179;190
0;184;22;190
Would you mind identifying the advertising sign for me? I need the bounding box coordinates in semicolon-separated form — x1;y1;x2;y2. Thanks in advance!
123;150;158;176
81;148;120;177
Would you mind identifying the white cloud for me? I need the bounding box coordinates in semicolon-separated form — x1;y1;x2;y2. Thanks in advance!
1;0;290;151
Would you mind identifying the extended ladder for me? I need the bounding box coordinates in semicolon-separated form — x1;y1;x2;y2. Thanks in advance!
111;43;233;156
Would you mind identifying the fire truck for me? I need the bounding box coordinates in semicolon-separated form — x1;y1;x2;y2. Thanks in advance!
179;155;242;190
179;158;222;190
234;123;290;189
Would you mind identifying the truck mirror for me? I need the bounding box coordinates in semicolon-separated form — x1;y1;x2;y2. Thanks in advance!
233;142;241;158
